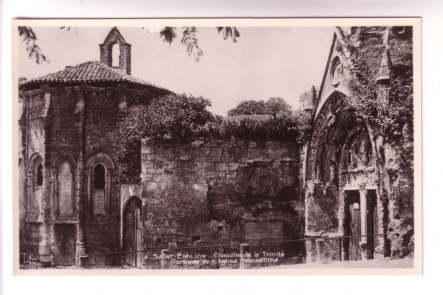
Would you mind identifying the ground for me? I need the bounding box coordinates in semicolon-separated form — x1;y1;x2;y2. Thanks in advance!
270;257;414;269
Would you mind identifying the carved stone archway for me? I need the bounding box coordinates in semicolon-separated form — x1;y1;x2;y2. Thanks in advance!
304;91;386;262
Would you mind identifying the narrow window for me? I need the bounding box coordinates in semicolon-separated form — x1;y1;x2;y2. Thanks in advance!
111;43;120;67
36;164;43;187
57;161;73;216
94;164;106;190
29;157;43;213
92;163;107;216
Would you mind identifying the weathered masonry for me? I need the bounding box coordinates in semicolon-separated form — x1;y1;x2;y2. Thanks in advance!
303;27;414;263
139;139;304;248
19;27;172;266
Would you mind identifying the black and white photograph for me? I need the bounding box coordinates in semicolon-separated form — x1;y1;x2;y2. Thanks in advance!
13;18;421;273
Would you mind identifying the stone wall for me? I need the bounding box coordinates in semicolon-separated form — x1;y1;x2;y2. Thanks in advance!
19;83;169;266
140;138;305;252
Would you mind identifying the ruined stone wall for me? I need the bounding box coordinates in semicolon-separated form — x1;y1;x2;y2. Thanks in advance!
140;138;304;251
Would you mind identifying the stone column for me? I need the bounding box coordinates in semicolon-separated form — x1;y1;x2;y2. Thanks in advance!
304;181;317;264
375;189;388;258
39;90;55;266
338;188;345;235
75;90;87;266
359;188;367;260
39;161;54;265
21;93;29;257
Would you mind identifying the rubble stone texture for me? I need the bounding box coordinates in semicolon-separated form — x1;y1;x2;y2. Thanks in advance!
140;139;304;250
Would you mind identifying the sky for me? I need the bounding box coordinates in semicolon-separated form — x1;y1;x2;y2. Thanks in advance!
17;26;334;115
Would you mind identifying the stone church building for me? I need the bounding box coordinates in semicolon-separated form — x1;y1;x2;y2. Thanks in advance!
19;27;414;267
19;28;172;266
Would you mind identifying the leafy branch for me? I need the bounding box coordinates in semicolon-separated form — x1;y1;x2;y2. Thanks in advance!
18;26;48;64
20;26;240;63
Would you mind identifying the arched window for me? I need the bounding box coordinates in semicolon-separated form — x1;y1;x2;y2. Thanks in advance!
111;43;120;67
35;163;43;187
92;163;106;215
57;161;74;217
94;164;106;189
28;154;43;215
87;153;114;217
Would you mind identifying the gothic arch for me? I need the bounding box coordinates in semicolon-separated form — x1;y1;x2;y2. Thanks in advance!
305;89;385;261
306;90;353;182
315;89;349;119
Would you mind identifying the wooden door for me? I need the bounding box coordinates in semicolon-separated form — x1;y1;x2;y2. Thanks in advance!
349;202;361;260
123;198;142;267
344;191;361;261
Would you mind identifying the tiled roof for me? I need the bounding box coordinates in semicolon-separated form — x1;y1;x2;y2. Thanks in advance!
21;61;166;90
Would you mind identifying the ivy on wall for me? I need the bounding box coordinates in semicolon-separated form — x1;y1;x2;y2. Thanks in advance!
116;94;312;181
339;26;414;178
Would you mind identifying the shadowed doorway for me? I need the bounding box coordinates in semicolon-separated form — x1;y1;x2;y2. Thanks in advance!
123;197;143;267
343;189;377;261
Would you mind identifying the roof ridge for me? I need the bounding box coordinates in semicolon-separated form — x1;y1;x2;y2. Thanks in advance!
20;59;168;90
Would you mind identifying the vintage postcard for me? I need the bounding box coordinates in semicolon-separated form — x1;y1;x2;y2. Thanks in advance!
12;18;421;274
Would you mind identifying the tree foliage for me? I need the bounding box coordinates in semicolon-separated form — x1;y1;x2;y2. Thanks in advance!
265;97;292;117
18;26;48;64
227;100;267;116
116;94;214;180
117;93;311;180
119;94;213;144
228;97;292;117
216;27;240;42
195;114;310;144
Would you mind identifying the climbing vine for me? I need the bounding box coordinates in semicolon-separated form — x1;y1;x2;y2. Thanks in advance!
339;27;414;177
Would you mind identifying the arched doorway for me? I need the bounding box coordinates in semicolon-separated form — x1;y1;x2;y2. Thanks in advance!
123;197;143;267
305;91;383;262
340;128;378;261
